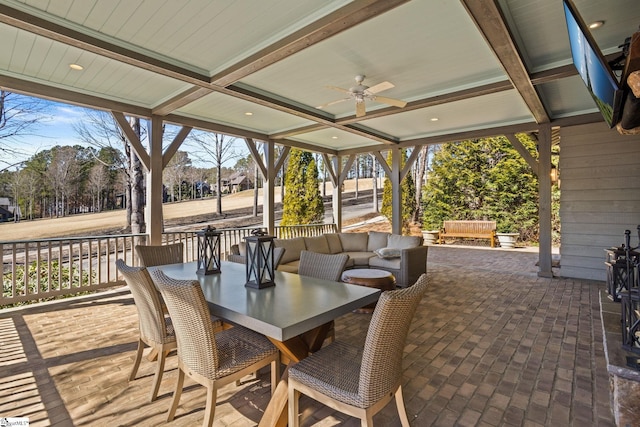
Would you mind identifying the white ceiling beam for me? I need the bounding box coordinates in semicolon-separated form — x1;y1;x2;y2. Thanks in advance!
210;0;411;87
269;80;514;139
154;0;411;114
0;74;150;117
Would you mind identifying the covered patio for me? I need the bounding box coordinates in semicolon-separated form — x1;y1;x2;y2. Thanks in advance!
0;246;614;426
2;0;640;281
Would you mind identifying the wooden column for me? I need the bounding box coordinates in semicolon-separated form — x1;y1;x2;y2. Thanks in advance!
537;125;553;277
323;153;355;230
245;139;289;235
263;140;276;234
372;148;402;235
147;116;164;245
331;155;343;230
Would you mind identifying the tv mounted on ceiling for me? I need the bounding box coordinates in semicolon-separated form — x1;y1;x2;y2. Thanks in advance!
563;0;623;128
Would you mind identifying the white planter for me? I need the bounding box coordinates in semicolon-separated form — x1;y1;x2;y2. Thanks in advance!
496;233;519;249
422;230;440;245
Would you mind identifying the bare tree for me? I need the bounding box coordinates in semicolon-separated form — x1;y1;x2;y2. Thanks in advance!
0;91;50;167
88;163;108;212
8;167;24;222
19;167;40;220
164;151;191;201
189;131;241;214
47;146;80;217
74;110;146;231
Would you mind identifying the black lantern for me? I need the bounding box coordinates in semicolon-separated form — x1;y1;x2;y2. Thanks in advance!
244;229;276;289
196;225;222;275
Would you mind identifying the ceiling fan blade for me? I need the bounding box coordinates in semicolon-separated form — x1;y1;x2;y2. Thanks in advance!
374;95;407;108
326;85;351;94
365;81;394;94
356;102;366;117
316;98;349;109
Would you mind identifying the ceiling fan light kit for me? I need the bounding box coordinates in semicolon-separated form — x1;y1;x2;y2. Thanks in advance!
320;74;407;117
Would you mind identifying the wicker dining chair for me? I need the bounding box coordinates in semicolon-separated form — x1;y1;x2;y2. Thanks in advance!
298;250;349;342
288;273;430;427
136;242;184;267
298;250;349;282
116;259;178;402
150;270;280;427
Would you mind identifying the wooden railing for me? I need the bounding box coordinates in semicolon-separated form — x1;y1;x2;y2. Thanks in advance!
1;223;336;307
1;234;147;306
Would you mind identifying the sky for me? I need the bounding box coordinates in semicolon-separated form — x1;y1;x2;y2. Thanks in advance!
2;101;88;171
1;96;248;172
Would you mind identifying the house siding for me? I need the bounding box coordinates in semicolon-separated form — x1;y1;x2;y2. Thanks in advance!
559;122;640;281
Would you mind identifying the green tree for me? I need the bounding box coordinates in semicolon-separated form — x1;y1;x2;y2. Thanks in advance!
281;149;323;226
381;149;416;232
422;135;539;238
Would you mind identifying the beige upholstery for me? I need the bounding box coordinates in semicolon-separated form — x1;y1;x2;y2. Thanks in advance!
150;270;280;427
115;260;177;402
288;274;430;427
136;243;184;267
298;251;349;282
227;245;285;268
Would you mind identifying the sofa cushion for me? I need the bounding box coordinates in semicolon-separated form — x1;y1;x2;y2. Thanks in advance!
304;235;330;254
368;231;390;252
369;256;401;270
324;233;343;254
238;241;247;256
344;257;355;269
339;232;368;252
343;251;374;266
274;237;306;264
374;247;402;259
387;234;422;250
277;260;299;273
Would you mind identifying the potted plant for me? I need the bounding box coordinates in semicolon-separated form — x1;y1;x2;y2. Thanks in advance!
495;223;519;249
421;221;441;245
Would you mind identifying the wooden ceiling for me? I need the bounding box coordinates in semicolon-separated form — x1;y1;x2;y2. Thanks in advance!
1;0;638;155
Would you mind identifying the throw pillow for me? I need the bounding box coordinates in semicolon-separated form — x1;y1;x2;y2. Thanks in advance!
374;247;402;259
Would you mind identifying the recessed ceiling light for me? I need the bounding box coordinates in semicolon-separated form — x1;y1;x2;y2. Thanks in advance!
69;63;83;70
331;136;338;139
245;112;253;116
588;20;604;29
430;117;439;122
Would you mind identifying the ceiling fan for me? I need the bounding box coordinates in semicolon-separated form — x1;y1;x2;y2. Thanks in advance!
318;75;407;118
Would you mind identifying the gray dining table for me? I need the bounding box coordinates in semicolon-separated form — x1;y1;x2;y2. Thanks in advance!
149;260;381;427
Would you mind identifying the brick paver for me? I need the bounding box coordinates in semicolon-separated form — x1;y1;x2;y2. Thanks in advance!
0;245;616;426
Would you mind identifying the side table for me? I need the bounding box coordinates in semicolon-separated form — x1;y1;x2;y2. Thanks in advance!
341;268;396;313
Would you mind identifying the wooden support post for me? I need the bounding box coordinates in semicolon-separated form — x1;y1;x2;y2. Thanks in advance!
147;116;164;245
263;140;276;235
391;147;402;235
537;125;553;277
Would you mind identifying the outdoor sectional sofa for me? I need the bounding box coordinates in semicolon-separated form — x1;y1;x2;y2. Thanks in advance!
229;231;428;288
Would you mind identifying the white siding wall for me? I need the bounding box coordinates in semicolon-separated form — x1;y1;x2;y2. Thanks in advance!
559;122;640;281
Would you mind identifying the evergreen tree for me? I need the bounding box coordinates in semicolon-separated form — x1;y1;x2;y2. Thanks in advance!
281;149;324;225
381;149;416;232
422;135;539;237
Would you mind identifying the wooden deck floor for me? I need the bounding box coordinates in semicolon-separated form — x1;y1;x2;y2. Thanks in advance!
0;246;616;426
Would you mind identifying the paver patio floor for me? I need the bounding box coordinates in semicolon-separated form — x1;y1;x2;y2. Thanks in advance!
0;245;616;426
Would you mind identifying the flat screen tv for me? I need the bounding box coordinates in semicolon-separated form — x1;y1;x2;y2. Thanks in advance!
563;0;623;128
